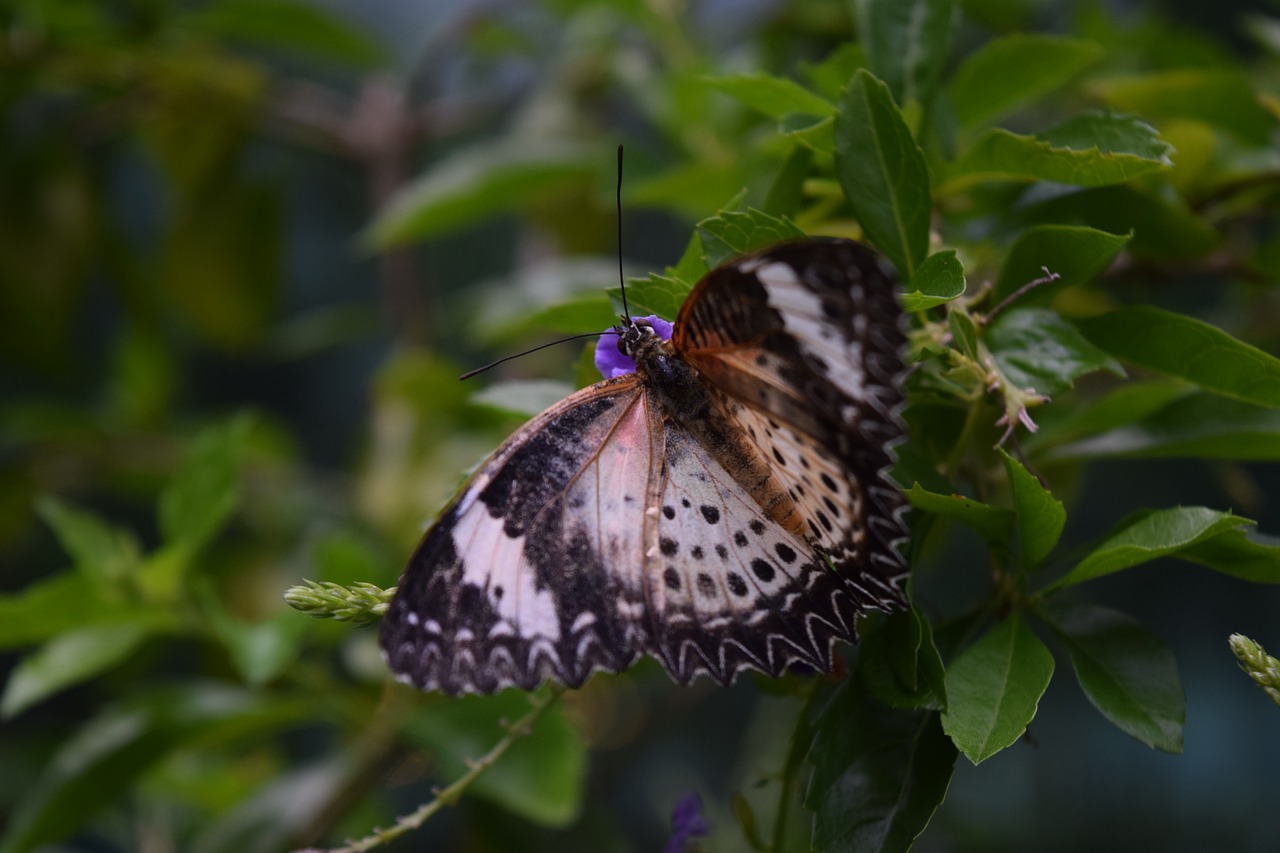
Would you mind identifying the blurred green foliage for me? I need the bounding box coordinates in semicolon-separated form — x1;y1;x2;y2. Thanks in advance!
2;0;1279;852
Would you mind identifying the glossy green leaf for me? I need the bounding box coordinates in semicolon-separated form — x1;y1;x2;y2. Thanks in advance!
35;497;140;586
902;250;965;311
159;416;251;551
941;613;1054;764
696;208;806;268
1048;393;1280;461
1;686;312;853
1043;605;1184;752
999;449;1065;568
1049;507;1252;590
986;308;1124;397
834;70;932;277
949;35;1102;130
944;117;1170;191
1178;528;1280;584
905;484;1014;548
1094;69;1277;145
402;690;585;826
861;607;948;710
1;624;154;718
366;141;597;246
1077;307;1280;409
993;225;1129;304
806;678;956;852
701;72;833;119
856;0;957;108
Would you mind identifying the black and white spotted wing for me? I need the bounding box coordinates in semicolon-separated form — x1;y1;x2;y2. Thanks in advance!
379;238;908;695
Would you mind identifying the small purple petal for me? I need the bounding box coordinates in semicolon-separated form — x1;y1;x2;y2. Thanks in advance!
662;791;710;853
594;315;674;379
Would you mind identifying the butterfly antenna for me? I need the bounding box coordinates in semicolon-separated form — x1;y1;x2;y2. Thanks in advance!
458;332;606;381
616;144;630;324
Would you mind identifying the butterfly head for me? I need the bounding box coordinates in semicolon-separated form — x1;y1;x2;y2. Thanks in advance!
594;314;673;379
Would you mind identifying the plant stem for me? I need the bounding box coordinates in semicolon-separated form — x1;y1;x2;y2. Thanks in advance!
321;685;565;853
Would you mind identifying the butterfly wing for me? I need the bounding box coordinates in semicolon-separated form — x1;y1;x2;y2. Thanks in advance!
672;238;908;609
643;421;872;683
380;376;661;695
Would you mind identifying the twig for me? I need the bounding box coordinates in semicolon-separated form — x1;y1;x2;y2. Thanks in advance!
319;685;566;852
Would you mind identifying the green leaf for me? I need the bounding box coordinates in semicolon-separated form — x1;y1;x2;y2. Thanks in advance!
949;35;1103;130
1094;69;1277;145
618;273;690;321
35;496;141;586
1077;307;1280;409
695;208;806;269
201;583;309;687
855;0;957;109
993;225;1129;304
941;613;1054;764
861;607;948;710
763;144;814;218
986;308;1125;397
365;141;597;246
1032;381;1190;448
1019;184;1218;262
834;70;932;277
806;679;956;852
1048;393;1280;461
1039;111;1174;162
1;624;154;718
905;484;1014;548
402;690;585;826
944;116;1171;191
1042;605;1184;752
1;685;312;853
786;115;836;154
1049;507;1252;590
0;573;177;650
1177;528;1280;584
159;416;251;551
902;250;965;311
472;379;577;419
999;449;1065;568
189;0;385;66
946;309;979;361
800;42;868;101
701;72;833;120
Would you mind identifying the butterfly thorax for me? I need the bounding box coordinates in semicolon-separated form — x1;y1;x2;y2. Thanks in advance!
624;324;808;539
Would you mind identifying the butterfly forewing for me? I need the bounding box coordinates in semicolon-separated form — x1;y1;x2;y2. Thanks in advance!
381;378;658;695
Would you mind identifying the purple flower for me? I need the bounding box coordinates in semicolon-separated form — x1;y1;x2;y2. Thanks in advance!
662;791;710;853
594;315;674;379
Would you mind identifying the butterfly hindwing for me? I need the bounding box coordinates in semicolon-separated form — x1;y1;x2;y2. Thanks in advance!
645;423;864;683
673;238;908;603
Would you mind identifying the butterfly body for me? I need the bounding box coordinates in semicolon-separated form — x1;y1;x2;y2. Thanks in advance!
381;238;908;695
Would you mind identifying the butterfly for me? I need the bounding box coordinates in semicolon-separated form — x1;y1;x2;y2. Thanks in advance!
380;237;909;695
